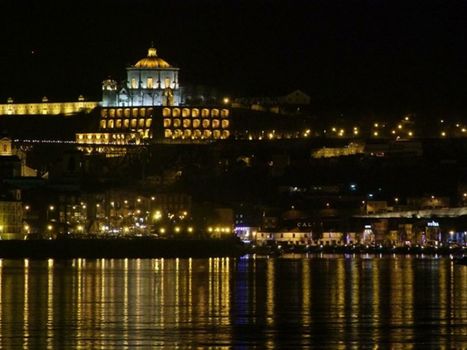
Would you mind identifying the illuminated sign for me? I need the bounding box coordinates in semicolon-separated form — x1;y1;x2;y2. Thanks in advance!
427;221;439;227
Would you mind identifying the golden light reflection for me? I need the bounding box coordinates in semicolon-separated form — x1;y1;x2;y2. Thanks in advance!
0;257;463;348
266;259;275;326
23;259;29;350
301;258;311;327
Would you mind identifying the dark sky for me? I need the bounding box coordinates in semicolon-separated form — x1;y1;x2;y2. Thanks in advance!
1;0;467;115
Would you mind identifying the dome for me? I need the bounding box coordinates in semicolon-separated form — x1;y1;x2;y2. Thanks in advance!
134;47;171;69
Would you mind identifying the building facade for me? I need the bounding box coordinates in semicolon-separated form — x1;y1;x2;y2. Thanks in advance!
102;47;181;107
0;96;97;116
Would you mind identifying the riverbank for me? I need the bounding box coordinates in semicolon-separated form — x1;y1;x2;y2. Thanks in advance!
0;237;246;259
248;244;466;256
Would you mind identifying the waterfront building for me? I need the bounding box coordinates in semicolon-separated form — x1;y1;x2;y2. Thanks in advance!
0;194;23;240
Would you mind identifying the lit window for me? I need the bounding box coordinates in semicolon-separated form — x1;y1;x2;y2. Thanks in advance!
131;79;137;89
147;78;154;89
162;108;171;117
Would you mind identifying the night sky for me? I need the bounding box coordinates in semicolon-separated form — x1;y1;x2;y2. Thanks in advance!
1;0;467;116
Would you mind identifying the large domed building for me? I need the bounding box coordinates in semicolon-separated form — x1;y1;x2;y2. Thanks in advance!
102;46;181;107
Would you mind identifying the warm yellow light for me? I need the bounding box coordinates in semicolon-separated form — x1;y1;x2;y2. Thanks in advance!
397;124;402;129
77;225;83;232
153;210;162;221
391;130;396;134
223;97;230;104
331;127;336;132
25;205;30;211
159;228;166;234
441;131;446;137
208;227;213;232
404;116;409;121
408;131;413;136
175;227;181;233
462;128;466;133
353;129;359;135
47;225;53;231
373;131;379;136
137;198;141;203
374;123;379;128
49;205;54;211
188;227;193;233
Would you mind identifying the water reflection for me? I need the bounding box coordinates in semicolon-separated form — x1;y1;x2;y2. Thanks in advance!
0;256;464;348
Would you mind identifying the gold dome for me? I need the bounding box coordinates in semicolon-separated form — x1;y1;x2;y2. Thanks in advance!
134;47;171;68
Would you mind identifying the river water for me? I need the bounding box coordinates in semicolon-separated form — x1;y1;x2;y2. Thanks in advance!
0;255;465;349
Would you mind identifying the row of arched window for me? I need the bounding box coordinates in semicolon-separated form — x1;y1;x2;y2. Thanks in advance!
100;118;152;129
164;129;230;139
163;118;229;129
162;107;229;118
101;108;154;119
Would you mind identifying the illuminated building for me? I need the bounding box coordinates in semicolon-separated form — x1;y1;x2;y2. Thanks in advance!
0;200;23;239
76;106;230;146
102;46;181;107
77;46;230;146
0;96;98;116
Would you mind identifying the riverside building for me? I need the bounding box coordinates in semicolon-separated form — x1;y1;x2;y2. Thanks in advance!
77;46;230;147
